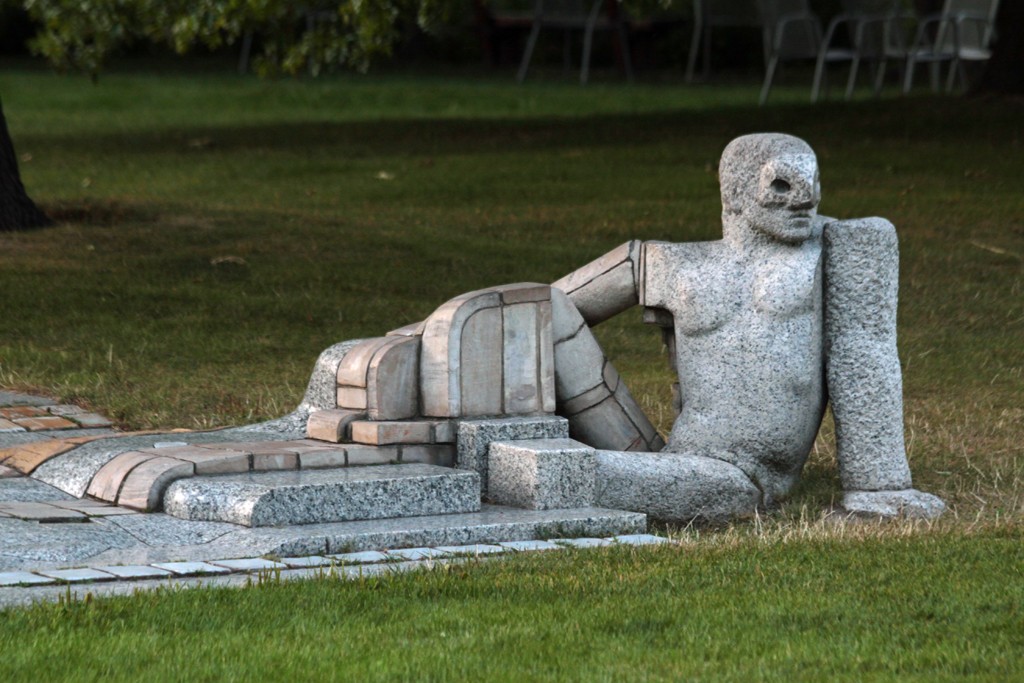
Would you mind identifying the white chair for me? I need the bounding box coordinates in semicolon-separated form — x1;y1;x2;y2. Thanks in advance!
758;0;822;105
685;0;764;83
811;0;904;101
902;0;1000;93
516;0;634;84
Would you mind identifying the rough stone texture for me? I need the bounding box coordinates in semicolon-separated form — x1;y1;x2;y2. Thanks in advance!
252;452;299;471
298;448;347;469
594;450;762;524
641;134;828;504
456;416;569;496
0;502;87;522
0;516;139;571
345;445;399;466
823;219;913;492
841;489;946;519
163;465;481;527
299;339;364;412
0;477;75;502
487;439;596;510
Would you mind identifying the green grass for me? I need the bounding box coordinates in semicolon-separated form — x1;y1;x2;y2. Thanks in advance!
0;60;1022;678
1;528;1022;682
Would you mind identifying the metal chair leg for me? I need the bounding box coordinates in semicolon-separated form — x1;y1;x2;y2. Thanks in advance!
811;52;828;102
760;55;779;106
685;0;703;83
844;57;861;100
517;22;543;82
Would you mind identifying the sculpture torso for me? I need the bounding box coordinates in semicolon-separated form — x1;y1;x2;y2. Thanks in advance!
643;226;826;501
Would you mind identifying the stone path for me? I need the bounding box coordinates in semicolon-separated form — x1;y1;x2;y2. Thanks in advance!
0;390;660;608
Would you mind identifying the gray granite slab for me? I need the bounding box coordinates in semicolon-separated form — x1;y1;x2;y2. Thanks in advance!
0;428;116;450
279;555;333;568
103;511;239;547
0;570;56;587
555;537;613;548
163;464;481;527
612;534;670;546
0;391;53;407
329;550;389;564
37;568;116;583
385;547;451;561
0;477;76;502
498;540;562;552
0;516;139;572
434;544;507;556
210;558;288;572
94;565;173;580
152;561;233;576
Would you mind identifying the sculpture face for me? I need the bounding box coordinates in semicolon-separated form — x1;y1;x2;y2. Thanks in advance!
747;153;821;244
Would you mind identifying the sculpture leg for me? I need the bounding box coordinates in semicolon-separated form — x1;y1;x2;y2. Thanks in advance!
594;450;761;524
551;289;664;452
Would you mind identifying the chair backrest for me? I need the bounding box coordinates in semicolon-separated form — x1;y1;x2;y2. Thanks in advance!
697;0;762;27
758;0;820;58
936;0;1000;52
839;0;902;55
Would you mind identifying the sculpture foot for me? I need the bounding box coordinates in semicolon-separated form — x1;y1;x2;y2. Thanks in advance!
841;489;946;520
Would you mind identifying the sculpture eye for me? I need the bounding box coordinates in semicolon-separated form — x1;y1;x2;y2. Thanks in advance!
771;179;791;194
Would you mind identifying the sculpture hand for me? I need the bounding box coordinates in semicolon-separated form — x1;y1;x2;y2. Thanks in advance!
841;489;946;520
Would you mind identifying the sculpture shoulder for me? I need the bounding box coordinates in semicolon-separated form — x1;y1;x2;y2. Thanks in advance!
641;239;727;309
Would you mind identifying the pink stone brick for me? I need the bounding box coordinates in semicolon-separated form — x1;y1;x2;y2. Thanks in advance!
11;416;77;431
252;452;299;471
117;457;195;511
350;420;433;446
87;451;155;502
306;409;365;443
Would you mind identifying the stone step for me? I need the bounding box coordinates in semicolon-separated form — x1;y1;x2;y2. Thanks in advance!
163;464;480;528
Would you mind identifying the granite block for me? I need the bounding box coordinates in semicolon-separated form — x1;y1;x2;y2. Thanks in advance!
0;391;52;407
487;439;596;510
0;478;75;502
162;465;481;527
70;413;114;428
456;416;569;496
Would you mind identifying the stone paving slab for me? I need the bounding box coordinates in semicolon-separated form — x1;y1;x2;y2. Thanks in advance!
210;558;288;572
279;555;333;568
329;550;390;564
0;571;56;587
385;547;452;561
96;564;173;580
555;537;614;548
434;544;506;556
498;540;563;552
36;568;116;584
152;561;233;577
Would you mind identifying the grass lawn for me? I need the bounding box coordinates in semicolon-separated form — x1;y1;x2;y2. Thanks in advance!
1;59;1022;680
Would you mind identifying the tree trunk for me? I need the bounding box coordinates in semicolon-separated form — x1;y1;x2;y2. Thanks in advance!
972;1;1024;95
0;99;51;232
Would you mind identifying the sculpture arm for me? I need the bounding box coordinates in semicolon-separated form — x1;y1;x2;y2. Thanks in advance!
822;218;944;518
551;240;643;326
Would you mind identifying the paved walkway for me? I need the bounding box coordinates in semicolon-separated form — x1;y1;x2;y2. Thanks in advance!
0;391;661;608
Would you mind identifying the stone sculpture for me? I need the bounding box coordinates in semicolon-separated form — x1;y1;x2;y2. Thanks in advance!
295;132;944;524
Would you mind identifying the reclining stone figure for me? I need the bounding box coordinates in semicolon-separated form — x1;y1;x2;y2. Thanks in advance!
298;132;944;523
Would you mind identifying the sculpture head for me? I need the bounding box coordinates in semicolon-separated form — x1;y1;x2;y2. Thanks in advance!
719;133;821;245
